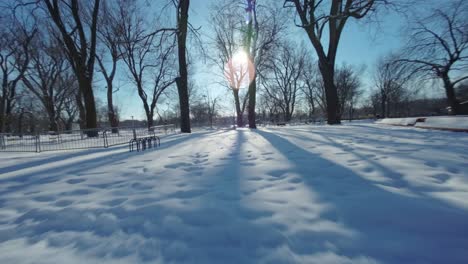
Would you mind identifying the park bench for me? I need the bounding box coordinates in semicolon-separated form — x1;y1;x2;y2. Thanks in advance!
129;135;160;152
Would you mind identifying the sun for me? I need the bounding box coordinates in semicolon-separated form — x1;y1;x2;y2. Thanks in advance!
232;50;249;66
224;50;255;90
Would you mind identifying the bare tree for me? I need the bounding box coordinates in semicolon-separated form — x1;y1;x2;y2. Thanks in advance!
21;36;71;131
204;92;219;129
0;9;36;133
262;42;304;122
173;0;191;133
96;0;124;131
119;2;177;129
398;0;468;114
246;0;285;128
210;0;284;128
300;57;323;121
210;0;250;127
60;82;79;131
284;0;394;124
42;0;101;136
190;90;220;128
335;64;362;120
374;54;411;118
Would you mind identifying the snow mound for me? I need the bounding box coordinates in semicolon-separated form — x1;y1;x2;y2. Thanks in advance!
415;116;468;130
376;117;421;126
377;116;468;131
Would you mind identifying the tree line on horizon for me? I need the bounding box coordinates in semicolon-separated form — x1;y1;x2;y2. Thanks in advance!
0;0;467;135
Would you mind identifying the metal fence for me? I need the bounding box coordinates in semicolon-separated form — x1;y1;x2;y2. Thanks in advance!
0;124;176;152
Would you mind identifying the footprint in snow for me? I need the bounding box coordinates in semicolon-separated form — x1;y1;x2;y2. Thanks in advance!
33;195;56;202
447;167;460;174
430;173;450;183
170;189;207;199
267;170;289;178
165;162;192;169
54;200;73;207
289;178;303;184
265;199;288;205
131;182;152;190
102;198;128;206
424;161;438;168
362;167;375;173
66;178;86;184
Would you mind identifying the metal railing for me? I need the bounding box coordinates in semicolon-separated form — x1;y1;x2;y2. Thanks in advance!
149;124;176;135
0;125;175;153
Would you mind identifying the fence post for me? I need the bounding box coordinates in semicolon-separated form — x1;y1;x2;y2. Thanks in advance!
35;134;41;153
0;135;5;150
103;130;109;148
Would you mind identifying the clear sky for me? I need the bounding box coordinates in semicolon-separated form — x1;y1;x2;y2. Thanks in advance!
107;0;427;120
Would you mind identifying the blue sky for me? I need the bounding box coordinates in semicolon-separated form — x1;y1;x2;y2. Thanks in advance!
108;0;418;120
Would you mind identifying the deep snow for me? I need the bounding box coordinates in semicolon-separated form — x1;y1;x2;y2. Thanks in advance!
1;123;468;263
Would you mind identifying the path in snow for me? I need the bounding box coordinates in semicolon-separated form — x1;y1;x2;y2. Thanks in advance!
0;124;468;263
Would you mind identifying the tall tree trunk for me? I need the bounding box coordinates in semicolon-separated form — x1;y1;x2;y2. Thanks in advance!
309;99;316;122
46;100;58;132
48;113;58;132
233;89;243;127
348;102;354;121
441;73;460;115
285;105;291;122
0;78;6;132
146;112;154;129
176;0;191;133
381;92;387;118
5;98;14;133
65;118;73;131
247;79;257;128
76;90;86;130
244;0;258;129
107;81;118;132
81;78;98;136
0;100;5;133
319;63;340;124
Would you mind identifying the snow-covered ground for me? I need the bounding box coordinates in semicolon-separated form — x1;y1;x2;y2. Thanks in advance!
377;116;468;130
1;123;468;263
415;116;468;130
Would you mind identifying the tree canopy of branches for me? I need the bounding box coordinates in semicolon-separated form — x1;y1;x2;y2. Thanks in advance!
262;42;304;122
374;54;411;118
210;0;251;127
246;0;285;129
398;0;468;114
21;35;71;131
119;1;177;129
96;0;125;131
300;57;323;120
284;0;391;124
210;0;284;128
42;0;101;136
0;11;36;133
335;64;362;120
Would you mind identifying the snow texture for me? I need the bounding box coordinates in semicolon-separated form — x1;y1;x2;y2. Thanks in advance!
376;118;420;126
414;116;468;130
1;124;468;263
378;116;468;130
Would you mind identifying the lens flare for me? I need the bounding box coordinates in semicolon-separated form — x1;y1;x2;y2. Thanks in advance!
224;50;255;89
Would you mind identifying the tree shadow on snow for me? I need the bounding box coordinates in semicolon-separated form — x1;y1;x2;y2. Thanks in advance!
254;129;468;264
